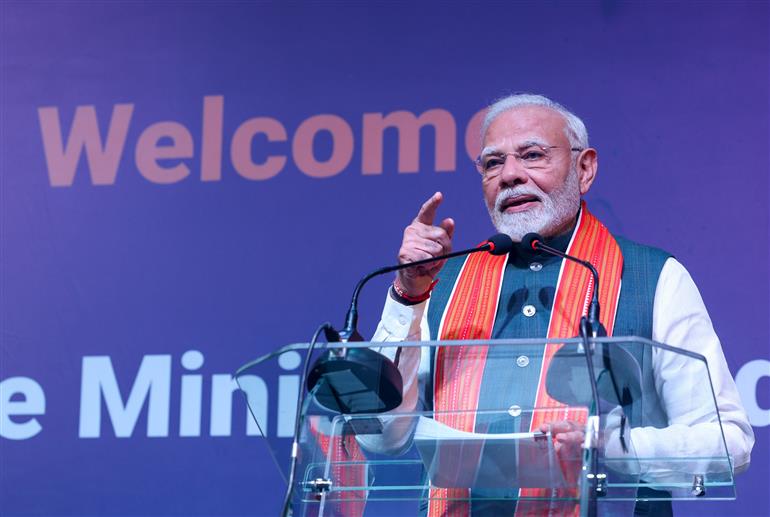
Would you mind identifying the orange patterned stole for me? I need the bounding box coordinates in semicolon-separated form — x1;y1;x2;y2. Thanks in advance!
429;203;624;517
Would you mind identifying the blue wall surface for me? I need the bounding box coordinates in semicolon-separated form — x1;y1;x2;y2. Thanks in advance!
1;2;768;516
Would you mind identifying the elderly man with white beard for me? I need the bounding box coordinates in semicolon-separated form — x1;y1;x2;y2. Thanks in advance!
372;94;754;517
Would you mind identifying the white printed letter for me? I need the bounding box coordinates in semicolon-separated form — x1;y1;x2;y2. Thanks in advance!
0;377;46;440
79;355;171;438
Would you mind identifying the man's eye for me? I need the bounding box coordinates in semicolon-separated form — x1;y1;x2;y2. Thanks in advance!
484;157;505;169
521;150;546;161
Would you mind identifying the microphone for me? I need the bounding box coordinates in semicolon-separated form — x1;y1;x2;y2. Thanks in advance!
484;233;517;256
521;232;603;336
307;233;515;414
336;233;514;342
524;232;631;460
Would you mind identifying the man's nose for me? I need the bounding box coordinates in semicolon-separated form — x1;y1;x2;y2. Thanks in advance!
499;154;529;186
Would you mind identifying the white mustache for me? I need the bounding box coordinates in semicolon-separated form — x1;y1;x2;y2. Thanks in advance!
494;187;544;212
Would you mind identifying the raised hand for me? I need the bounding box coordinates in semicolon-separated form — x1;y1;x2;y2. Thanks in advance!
396;192;455;298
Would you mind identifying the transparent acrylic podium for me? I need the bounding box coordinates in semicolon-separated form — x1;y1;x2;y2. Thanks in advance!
236;337;736;516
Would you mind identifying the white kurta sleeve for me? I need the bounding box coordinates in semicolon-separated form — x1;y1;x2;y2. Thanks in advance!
370;292;431;412
357;293;431;454
628;258;755;475
371;293;430;342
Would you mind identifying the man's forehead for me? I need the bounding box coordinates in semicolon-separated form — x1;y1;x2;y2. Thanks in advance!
482;105;567;146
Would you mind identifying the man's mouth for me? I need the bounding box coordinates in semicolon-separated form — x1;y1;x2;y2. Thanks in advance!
499;194;541;213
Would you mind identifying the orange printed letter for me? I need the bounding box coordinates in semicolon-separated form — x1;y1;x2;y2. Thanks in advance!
135;122;194;184
201;96;224;182
293;115;353;178
464;108;486;162
230;117;287;181
362;109;456;174
37;104;134;187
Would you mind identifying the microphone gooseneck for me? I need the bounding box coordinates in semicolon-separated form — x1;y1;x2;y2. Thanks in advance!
521;232;602;336
282;322;334;517
522;231;606;506
338;233;514;341
309;233;515;415
525;231;630;482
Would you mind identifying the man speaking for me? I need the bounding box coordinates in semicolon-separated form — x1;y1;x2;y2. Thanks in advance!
372;94;754;516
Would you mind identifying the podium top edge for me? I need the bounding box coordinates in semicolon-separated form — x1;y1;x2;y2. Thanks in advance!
235;336;708;375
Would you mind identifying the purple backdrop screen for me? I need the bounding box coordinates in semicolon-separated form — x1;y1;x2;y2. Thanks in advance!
1;2;768;516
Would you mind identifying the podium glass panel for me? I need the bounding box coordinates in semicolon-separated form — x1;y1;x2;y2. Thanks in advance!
235;337;735;516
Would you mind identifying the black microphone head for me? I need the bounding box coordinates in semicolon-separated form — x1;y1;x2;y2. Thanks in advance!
521;232;543;252
486;233;514;255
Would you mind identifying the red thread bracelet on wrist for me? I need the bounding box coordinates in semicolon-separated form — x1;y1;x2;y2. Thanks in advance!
392;278;438;303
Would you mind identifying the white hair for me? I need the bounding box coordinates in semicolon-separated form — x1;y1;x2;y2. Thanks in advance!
481;93;589;149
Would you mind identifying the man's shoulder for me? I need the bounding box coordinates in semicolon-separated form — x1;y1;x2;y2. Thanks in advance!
614;235;673;264
613;235;673;288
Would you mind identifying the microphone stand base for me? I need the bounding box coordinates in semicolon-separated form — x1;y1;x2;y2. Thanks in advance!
307;347;403;414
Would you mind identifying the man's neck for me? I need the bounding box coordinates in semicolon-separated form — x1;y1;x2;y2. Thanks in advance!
509;210;579;266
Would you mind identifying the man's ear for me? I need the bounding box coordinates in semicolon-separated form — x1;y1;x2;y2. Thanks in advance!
576;148;598;195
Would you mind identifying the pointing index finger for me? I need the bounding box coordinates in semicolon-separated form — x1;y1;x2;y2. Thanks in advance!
414;192;443;225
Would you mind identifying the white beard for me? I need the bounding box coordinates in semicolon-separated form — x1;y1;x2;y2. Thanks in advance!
487;169;581;241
